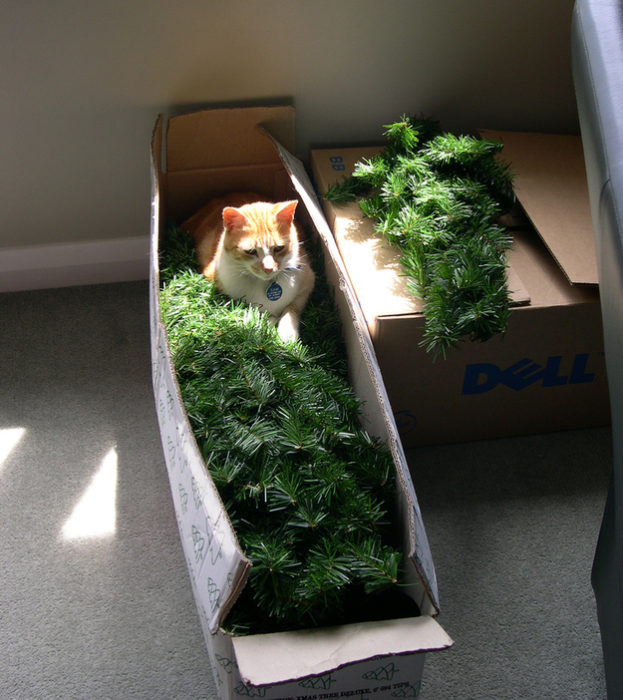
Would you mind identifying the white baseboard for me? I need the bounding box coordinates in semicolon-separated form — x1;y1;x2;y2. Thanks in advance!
0;236;150;293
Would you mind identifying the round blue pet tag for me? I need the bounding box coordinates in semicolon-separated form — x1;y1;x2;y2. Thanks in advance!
266;282;283;301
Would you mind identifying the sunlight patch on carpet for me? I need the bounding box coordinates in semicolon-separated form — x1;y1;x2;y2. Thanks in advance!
62;447;118;541
0;427;26;475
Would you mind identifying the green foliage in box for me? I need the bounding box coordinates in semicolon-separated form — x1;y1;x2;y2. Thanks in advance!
159;227;410;634
325;115;515;357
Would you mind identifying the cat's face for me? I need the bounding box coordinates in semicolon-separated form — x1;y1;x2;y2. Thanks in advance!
221;200;299;280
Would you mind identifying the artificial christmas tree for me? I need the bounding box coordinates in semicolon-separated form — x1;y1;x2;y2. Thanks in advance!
159;226;408;634
325;115;515;356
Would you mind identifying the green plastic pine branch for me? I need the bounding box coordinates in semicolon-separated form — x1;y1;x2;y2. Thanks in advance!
159;226;408;634
325;114;515;357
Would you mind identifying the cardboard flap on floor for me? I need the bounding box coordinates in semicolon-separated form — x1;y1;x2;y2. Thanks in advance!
232;616;453;687
480;130;598;286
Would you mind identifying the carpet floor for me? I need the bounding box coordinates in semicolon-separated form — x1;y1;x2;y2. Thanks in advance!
0;281;609;699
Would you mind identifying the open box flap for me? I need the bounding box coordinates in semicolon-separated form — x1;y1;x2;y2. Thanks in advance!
165;106;295;223
166;105;295;172
267;131;440;613
150;115;251;635
232;615;453;687
480;130;598;286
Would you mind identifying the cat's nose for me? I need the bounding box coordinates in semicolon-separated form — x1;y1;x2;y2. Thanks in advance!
262;256;276;274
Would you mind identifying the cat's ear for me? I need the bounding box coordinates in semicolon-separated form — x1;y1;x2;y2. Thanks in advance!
274;200;298;227
222;207;248;232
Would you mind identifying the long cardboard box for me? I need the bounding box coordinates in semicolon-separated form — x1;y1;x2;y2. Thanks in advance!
311;132;609;447
149;106;452;699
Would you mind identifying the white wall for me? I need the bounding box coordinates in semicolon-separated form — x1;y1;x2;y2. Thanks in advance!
2;0;577;251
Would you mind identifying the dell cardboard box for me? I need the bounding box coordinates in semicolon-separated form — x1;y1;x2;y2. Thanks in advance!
149;106;451;699
311;131;609;447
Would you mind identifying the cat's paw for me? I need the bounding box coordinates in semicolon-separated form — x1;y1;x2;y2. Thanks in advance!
277;313;299;343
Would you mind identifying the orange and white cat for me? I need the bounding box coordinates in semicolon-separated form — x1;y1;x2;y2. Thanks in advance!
182;192;315;342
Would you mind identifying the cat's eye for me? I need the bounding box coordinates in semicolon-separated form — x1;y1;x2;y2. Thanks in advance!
244;249;258;256
272;245;285;254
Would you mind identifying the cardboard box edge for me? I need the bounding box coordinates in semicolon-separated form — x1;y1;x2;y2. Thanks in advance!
232;615;453;688
150;109;448;694
149;114;252;635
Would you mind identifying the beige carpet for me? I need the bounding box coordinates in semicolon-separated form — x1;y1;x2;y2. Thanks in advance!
1;280;609;699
